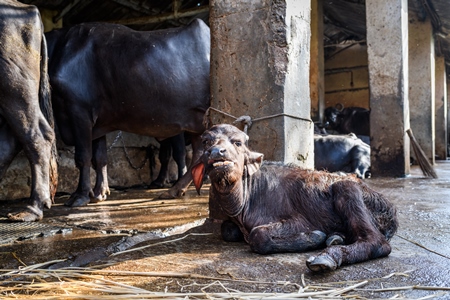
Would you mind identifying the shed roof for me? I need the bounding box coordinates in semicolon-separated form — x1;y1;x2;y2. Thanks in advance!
20;0;450;70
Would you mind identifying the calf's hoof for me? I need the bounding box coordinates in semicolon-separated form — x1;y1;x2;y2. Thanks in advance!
158;187;185;199
310;230;327;244
326;234;344;246
306;254;338;272
7;206;43;222
221;220;244;242
158;191;176;199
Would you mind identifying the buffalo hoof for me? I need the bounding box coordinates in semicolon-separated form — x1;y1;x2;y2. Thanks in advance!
89;189;109;203
90;193;107;203
306;254;338;272
149;180;165;189
326;234;344;246
65;194;91;207
7;206;43;222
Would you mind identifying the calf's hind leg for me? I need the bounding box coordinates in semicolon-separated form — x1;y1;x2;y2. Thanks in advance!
306;181;393;272
248;221;327;254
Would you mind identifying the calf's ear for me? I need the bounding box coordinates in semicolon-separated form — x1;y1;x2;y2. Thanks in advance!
246;151;263;176
191;162;205;194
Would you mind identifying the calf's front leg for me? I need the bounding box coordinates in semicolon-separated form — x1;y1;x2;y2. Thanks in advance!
248;221;327;254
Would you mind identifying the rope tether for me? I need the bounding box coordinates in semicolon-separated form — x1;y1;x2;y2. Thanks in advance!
204;107;313;134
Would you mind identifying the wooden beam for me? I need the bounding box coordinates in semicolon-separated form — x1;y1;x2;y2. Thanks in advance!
109;5;209;25
53;0;82;23
110;0;156;15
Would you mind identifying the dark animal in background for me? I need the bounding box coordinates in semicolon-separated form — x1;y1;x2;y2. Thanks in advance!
324;104;370;136
0;0;58;222
46;19;210;206
314;133;371;178
192;124;398;272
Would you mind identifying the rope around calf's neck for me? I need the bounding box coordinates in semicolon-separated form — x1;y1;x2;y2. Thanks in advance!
204;107;313;134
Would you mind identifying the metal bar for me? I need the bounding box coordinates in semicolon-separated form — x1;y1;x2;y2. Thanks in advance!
109;5;209;25
325;87;369;94
325;65;368;74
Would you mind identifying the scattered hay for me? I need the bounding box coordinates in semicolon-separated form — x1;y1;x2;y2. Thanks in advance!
1;263;449;299
2;233;450;299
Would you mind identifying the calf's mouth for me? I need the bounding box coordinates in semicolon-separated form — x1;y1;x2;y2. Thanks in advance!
210;160;235;168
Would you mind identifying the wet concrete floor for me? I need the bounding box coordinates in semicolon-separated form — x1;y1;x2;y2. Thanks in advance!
1;162;450;299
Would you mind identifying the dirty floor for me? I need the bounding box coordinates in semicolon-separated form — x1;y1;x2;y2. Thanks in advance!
1;162;450;299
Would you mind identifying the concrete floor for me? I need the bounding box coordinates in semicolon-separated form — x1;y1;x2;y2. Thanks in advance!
1;162;450;299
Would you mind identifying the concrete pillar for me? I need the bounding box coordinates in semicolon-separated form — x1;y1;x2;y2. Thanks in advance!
448;76;450;157
409;17;435;164
209;0;313;166
310;0;325;123
366;0;410;177
435;56;447;160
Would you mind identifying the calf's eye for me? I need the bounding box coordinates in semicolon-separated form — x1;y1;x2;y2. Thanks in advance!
234;141;242;147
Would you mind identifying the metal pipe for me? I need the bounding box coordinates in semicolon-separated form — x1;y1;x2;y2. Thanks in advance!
109;5;209;26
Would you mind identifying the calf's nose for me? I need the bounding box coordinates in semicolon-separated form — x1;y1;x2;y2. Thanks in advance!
210;147;226;159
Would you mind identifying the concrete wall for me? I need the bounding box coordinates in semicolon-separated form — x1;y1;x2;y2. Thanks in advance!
324;44;369;110
39;9;62;32
0;132;182;200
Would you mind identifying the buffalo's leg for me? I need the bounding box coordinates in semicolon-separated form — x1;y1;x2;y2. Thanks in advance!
170;133;187;180
90;136;110;202
151;133;186;188
247;221;327;254
3;101;55;221
0;121;21;179
160;134;202;199
150;139;171;188
65;121;93;207
306;181;392;272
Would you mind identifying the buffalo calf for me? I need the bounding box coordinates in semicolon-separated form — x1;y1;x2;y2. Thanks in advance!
314;133;371;178
192;124;398;272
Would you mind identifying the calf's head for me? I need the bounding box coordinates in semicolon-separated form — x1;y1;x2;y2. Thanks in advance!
192;124;263;194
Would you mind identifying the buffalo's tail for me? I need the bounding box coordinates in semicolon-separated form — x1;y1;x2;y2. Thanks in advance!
39;28;58;201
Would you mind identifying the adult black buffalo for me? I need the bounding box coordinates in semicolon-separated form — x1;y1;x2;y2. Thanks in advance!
192;124;397;272
0;0;58;222
47;19;210;206
324;104;370;136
